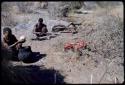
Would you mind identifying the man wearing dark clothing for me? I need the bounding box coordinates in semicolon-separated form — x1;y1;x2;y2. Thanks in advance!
33;18;48;37
3;34;18;58
2;27;25;60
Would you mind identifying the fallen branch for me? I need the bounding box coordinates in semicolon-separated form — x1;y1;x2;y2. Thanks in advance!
99;63;108;83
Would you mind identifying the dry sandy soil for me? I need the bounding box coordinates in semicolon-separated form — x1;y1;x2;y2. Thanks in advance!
2;4;124;84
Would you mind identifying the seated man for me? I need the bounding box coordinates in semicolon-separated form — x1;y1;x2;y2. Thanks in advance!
2;27;25;60
33;18;48;37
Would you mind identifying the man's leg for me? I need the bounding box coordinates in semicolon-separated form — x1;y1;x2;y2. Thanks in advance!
36;34;40;39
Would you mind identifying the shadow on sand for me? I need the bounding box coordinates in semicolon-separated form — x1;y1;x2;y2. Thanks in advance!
23;52;46;63
11;52;46;63
1;44;65;84
31;33;60;41
1;65;65;84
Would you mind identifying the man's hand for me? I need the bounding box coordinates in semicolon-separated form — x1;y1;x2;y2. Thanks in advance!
3;43;9;49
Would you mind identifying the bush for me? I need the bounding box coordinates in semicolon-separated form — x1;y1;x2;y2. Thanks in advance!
89;14;123;59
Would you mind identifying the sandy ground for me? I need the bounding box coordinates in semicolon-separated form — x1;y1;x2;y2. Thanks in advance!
6;6;124;84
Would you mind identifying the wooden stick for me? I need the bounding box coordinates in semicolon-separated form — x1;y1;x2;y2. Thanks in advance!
91;74;93;84
8;41;19;48
115;77;119;84
60;31;73;33
115;77;116;84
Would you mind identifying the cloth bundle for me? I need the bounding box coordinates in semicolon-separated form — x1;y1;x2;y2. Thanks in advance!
64;40;87;51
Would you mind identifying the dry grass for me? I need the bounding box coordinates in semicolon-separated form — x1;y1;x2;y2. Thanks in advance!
1;2;124;83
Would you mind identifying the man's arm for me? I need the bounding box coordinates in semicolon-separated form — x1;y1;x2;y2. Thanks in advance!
32;25;41;34
2;38;18;48
2;37;9;48
33;31;41;34
42;25;48;33
8;39;25;48
3;42;9;48
8;41;20;48
8;35;19;48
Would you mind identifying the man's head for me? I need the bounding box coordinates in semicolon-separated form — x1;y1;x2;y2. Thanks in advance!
38;18;43;23
3;27;12;37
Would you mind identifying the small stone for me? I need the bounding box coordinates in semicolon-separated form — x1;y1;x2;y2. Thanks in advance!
83;63;85;65
68;69;71;72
